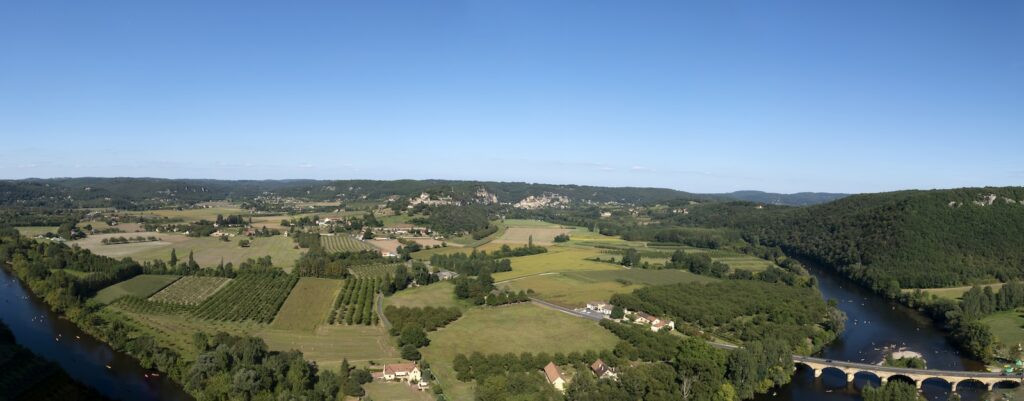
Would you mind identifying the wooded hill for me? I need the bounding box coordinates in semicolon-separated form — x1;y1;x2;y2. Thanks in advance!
0;178;843;208
724;187;1024;290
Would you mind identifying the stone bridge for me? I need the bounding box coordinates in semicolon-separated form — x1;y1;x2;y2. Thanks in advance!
796;356;1023;391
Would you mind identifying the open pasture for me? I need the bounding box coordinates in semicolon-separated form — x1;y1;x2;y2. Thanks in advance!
148;276;231;305
80;234;303;271
494;227;573;246
271;278;341;331
492;246;622;281
364;382;434;401
982;310;1024;351
321;234;376;252
909;283;1006;300
258;324;401;370
421;303;618;401
14;226;59;237
383;281;468;310
499;269;714;307
93;274;180;304
133;206;248;222
712;255;775;272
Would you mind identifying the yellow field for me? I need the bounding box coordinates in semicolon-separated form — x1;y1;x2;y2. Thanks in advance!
492;246;623;281
271;278;342;331
76;234;304;271
494;227;573;245
907;283;1006;300
421;303;618;401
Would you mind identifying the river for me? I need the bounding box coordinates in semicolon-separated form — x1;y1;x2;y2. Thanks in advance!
755;262;994;401
0;267;193;401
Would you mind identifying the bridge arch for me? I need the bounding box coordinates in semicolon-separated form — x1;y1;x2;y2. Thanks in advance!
991;379;1022;390
920;377;955;391
954;378;990;392
884;374;916;386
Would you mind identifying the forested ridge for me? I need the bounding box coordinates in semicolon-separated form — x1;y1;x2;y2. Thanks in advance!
682;187;1024;290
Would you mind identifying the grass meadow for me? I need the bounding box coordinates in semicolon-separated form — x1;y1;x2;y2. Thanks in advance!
383;281;470;310
77;234;304;271
498;269;716;307
492;246;622;281
321;234;376;252
14;226;59;237
909;283;1006;300
421;303;619;401
364;382;434;401
93;274;180;304
982;310;1024;352
270;278;342;331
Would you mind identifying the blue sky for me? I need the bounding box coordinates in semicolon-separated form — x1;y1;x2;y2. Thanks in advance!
1;1;1021;193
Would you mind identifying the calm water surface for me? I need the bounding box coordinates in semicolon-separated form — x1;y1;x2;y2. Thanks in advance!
754;262;998;401
0;267;193;401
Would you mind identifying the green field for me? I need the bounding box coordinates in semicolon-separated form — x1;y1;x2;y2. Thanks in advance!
93;274;180;304
81;234;304;271
363;382;434;401
321;234;376;253
981;310;1024;351
271;278;342;331
258;325;402;370
51;269;95;279
910;283;1006;300
421;303;619;401
15;226;59;237
498;269;715;307
711;255;775;272
194;273;298;323
384;282;469;310
492;246;623;281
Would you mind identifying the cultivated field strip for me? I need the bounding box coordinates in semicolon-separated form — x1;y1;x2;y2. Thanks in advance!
348;263;402;279
321;235;376;253
194;273;299;324
148;276;232;305
328;278;380;326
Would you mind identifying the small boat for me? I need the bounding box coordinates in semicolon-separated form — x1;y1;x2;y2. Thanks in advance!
105;365;112;369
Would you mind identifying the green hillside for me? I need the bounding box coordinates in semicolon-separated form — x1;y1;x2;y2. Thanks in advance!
746;187;1024;290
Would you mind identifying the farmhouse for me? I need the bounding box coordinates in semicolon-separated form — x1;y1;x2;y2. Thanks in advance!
633;312;657;325
585;301;613;315
651;319;675;332
590;359;617;380
377;363;421;383
436;270;459;280
543;362;566;392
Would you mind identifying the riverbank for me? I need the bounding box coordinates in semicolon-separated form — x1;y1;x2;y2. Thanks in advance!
0;267;193;401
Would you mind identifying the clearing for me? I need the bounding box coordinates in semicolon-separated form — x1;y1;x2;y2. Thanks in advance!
14;226;59;237
498;269;715;307
982;310;1024;351
421;303;618;401
271;278;342;331
93;274;180;304
384;282;469;310
909;283;1007;300
492;246;623;281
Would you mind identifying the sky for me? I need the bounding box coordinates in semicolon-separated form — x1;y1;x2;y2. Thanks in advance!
1;1;1022;194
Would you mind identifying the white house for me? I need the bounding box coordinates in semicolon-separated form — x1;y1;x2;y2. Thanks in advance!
544;362;566;392
379;363;421;383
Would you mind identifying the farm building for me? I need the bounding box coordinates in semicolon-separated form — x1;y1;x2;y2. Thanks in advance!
376;363;421;383
436;270;459;280
590;359;617;380
585;301;613;315
543;362;566;392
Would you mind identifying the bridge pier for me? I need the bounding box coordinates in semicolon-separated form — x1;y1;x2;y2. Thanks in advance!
879;376;888;385
914;380;922;390
813;368;822;378
948;381;957;392
846;372;855;384
986;382;993;391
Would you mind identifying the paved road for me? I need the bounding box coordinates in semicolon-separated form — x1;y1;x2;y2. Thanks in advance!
375;292;391;330
529;297;606;321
